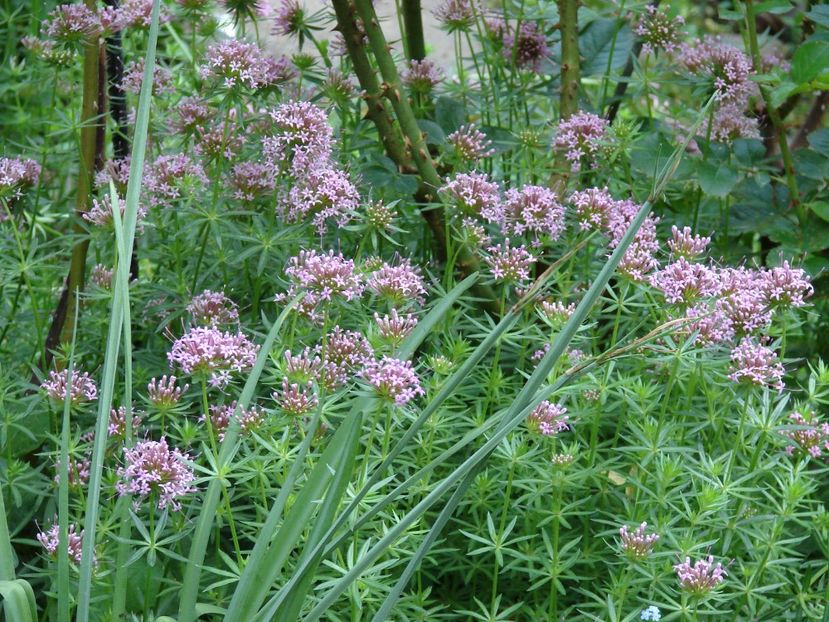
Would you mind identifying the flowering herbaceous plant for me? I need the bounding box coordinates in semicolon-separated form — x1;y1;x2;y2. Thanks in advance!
1;0;829;620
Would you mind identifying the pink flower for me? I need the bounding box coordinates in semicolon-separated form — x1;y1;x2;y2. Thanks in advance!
272;0;304;36
668;226;710;259
318;327;374;388
120;59;174;95
273;378;318;416
674;556;727;595
144;154;207;205
108;406;142;438
540;300;575;323
375;310;418;343
502;21;549;72
195;121;245;161
447;124;495;162
707;103;760;142
283;250;364;319
171;97;210;135
728;338;784;391
204;401;265;440
37;523;86;564
402;59;445;93
501;184;565;241
44;4;102;44
283;166;359;234
760;261;813;309
168;327;259;388
433;0;473;32
526;401;568;436
366;258;427;306
361;356;425;406
84;194;148;231
650;258;721;305
263;101;333;175
187;290;240;327
199;39;273;90
553;112;609;172
231;162;276;202
440;172;501;220
716;267;771;335
619;522;659;560
784;410;829;459
635;5;685;55
678;39;755;104
116;438;195;511
41;369;98;405
90;264;113;289
569;187;616;232
0;157;41;199
147;375;188;408
485;238;536;283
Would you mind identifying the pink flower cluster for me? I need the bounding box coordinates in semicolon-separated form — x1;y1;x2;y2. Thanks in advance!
0;157;41;199
619;522;659;560
526;401;568;436
433;0;474;32
147;375;188;408
205;401;265;440
635;5;685;55
375;310;418;343
144;154;207;205
167;326;259;388
668;226;710;259
187;290;239;327
116;438;195;511
231;162;276;202
263;100;333;174
553;112;609;172
674;556;727;595
37;523;85;564
84;194;148;231
121;59;174;95
402;59;445;93
366;258;427;306
678;39;755;104
440;172;502;221
502;20;549;72
283;249;364;319
447;124;495;162
199;39;280;90
41;369;98;405
727;338;785;391
108;406;142;438
274;378;318;416
284;166;359;234
784;410;829;459
361;356;425;406
485;238;536;283
498;185;565;241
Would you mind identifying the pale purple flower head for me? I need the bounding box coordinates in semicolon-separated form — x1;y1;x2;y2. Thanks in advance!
95;157;131;189
199;39;272;90
108;406;142;438
728;338;784;391
112;0;168;30
503;21;549;72
668;226;710;259
283;249;364;319
784;410;829;459
433;0;473;32
366;258;427;306
541;300;575;323
708;103;760;142
683;302;735;346
144;154;207;205
569;187;615;232
84;194;148;231
205;401;265;440
171;97;210;135
188;290;239;327
37;523;85;564
283;347;322;383
263;101;333;174
272;0;304;36
121;59;174;95
716;267;772;334
651;258;721;305
42;369;97;405
195;121;245;161
440;171;501;221
274;378;318;416
619;522;659;560
402;59;445;94
501;184;565;241
526;401;568;436
485;238;536;283
603;199;660;282
679;39;755;104
635;5;685;55
0;157;41;199
284;166;359;234
116;438;195;511
44;4;102;44
318;326;374;387
760;261;813;309
375;310;418;344
361;356;425;406
231;162;276;202
553;111;609;172
447;124;495;162
147;375;188;408
674;556;727;595
90;264;113;289
167;327;259;388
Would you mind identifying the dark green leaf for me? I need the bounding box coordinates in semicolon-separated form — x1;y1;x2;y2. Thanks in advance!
580;19;633;75
807;201;829;222
806;5;829;28
697;160;739;197
416;119;446;145
435;96;467;133
756;0;793;14
807;128;829;157
791;39;829;84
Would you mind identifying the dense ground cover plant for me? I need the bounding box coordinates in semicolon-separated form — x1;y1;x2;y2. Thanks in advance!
2;0;829;620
